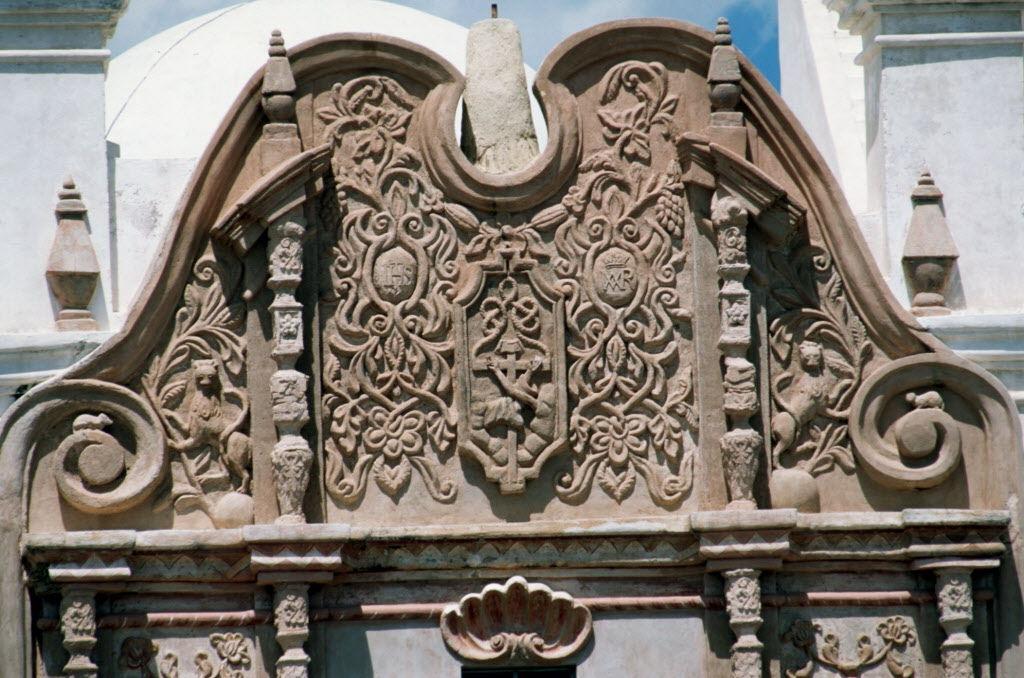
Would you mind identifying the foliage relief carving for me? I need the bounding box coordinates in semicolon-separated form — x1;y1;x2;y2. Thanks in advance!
138;252;253;527
549;60;697;507
318;76;459;504
783;617;917;677
768;245;875;477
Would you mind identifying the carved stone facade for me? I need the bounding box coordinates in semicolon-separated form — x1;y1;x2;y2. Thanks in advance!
1;16;1022;678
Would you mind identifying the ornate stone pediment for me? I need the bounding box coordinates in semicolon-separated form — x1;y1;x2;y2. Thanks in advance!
1;18;1021;677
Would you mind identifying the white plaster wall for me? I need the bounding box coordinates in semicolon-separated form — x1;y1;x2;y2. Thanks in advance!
314;613;706;677
0;64;113;334
778;0;875;259
870;33;1024;311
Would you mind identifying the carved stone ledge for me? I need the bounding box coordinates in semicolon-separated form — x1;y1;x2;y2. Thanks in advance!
440;576;592;665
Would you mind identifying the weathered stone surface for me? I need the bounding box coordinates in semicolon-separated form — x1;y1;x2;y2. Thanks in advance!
0;16;1021;678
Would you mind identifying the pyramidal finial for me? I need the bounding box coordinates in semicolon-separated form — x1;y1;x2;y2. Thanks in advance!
715;17;733;46
903;170;959;316
58;176;80;201
47;176;100;330
268;28;286;57
261;29;297;121
912;168;942;200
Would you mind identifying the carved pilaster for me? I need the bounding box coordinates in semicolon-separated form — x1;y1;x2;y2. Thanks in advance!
936;569;974;678
723;568;763;678
714;195;761;510
60;587;98;677
269;217;312;524
273;583;311;678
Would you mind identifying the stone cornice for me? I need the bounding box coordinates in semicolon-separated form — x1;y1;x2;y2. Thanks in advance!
20;510;1009;587
0;0;128;49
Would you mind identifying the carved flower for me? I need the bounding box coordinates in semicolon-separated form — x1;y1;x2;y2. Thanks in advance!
784;619;819;650
365;407;425;461
591;413;647;468
876;616;916;648
209;632;251;673
364;406;426;497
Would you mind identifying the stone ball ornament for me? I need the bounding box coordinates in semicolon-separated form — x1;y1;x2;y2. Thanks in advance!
41;381;168;514
849;356;977;490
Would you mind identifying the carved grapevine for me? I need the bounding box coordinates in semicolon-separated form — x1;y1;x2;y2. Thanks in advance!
318;77;459;504
550;61;697;507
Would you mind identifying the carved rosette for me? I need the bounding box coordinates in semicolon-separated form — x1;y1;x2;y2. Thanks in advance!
274;583;311;678
319;76;458;506
724;569;763;678
269;219;313;524
714;196;761;510
550;60;698;508
440;576;593;664
936;570;974;678
60;588;98;677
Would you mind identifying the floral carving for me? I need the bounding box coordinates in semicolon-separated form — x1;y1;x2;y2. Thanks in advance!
769;245;874;477
783;616;917;677
440;576;592;664
318;76;458;505
139;252;252;527
550;60;696;507
935;569;975;678
274;583;311;678
195;632;252;678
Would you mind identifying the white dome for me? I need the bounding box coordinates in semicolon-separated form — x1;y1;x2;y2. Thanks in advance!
106;0;517;160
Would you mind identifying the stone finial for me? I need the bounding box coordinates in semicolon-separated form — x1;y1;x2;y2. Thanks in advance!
707;17;746;156
902;170;959;316
262;29;297;123
46;177;100;331
461;15;539;174
260;30;301;173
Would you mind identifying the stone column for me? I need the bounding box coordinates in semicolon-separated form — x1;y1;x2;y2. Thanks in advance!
273;582;311;678
59;587;98;677
713;195;761;510
913;557;999;678
268;214;313;524
723;568;763;678
935;568;974;678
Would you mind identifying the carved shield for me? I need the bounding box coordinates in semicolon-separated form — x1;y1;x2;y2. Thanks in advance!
454;239;568;494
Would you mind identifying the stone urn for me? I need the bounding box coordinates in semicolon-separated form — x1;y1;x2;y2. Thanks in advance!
769;467;820;513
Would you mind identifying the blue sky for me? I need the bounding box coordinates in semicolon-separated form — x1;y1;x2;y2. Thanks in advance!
109;0;780;87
